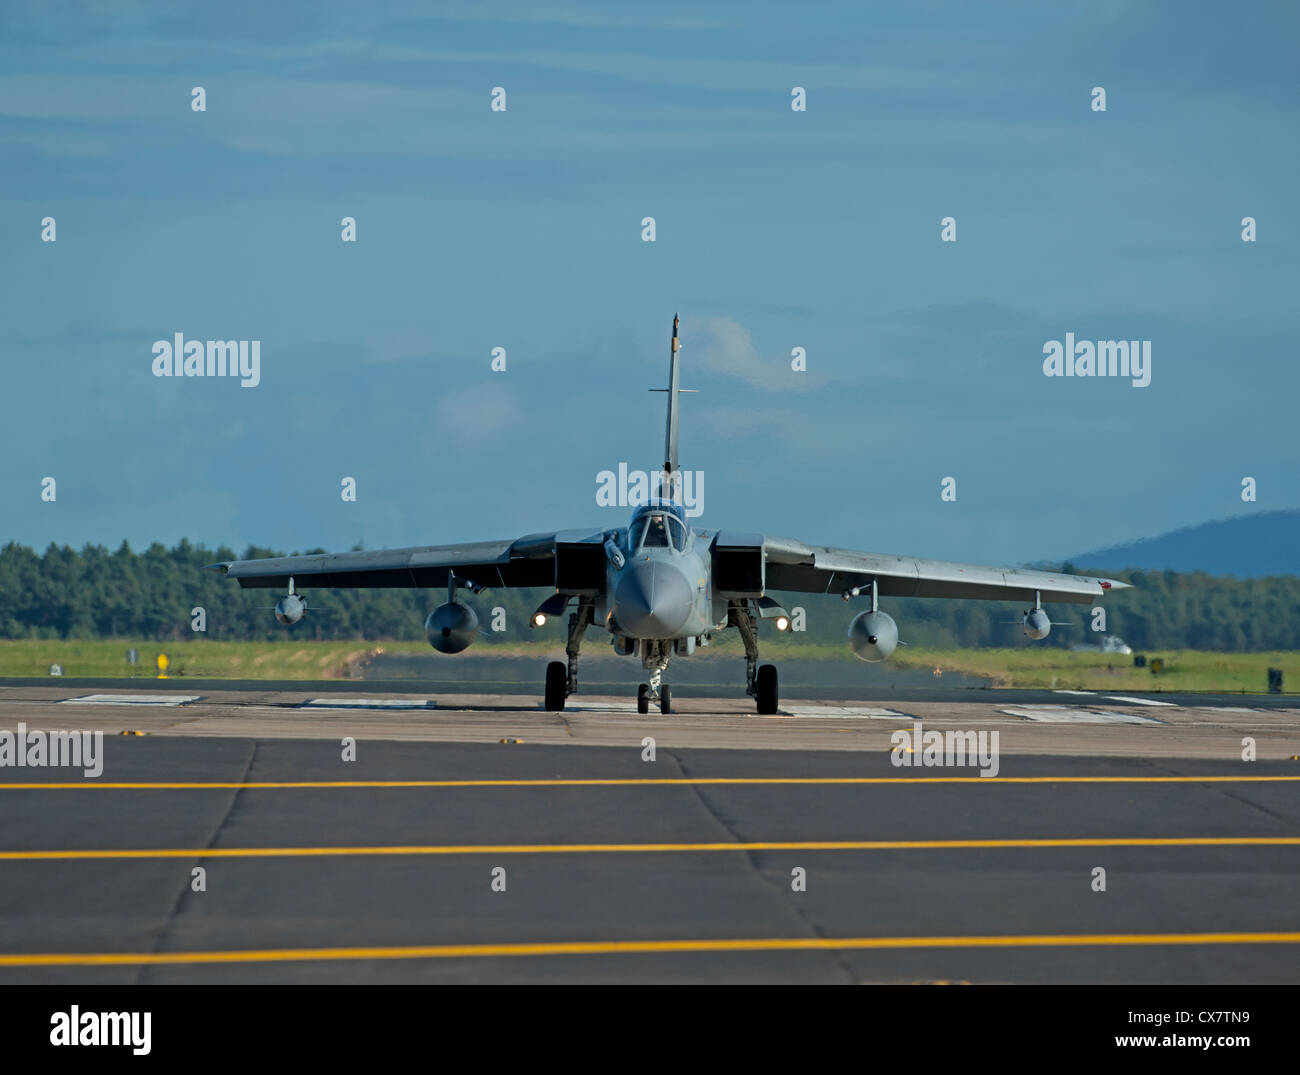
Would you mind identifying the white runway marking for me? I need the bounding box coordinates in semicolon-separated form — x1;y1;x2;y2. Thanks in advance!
59;694;200;707
299;698;435;710
779;706;908;719
1102;695;1177;707
558;702;644;713
1000;705;1163;725
1052;690;1096;696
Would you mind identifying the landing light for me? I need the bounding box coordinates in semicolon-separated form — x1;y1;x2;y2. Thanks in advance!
776;616;790;632
532;613;547;627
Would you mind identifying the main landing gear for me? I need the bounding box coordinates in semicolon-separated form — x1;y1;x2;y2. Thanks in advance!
543;600;594;712
732;600;779;714
544;599;779;716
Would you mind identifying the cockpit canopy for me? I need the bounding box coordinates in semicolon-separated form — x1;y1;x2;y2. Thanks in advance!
628;500;688;552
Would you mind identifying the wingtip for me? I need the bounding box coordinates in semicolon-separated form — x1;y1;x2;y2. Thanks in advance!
205;562;231;574
1099;578;1132;591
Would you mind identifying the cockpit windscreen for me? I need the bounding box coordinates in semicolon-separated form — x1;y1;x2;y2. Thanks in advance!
629;510;686;552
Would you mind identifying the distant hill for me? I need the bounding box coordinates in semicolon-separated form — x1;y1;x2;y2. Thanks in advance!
1067;510;1300;578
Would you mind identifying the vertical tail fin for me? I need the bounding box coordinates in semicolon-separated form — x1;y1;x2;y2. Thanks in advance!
650;313;693;503
665;313;681;479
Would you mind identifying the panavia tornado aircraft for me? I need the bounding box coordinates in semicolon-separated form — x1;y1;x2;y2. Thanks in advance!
213;315;1129;715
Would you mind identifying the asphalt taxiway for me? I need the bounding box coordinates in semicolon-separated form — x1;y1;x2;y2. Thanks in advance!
0;682;1297;983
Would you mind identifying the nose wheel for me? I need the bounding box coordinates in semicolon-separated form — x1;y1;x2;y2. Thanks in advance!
637;681;673;714
634;640;674;713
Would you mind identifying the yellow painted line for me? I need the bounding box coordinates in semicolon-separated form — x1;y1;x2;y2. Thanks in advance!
1;775;1298;790
3;931;1300;967
3;836;1299;861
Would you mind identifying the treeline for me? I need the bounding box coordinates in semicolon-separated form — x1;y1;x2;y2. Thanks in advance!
1;540;1297;652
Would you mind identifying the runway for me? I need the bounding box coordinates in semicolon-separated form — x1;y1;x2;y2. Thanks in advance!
1;683;1298;983
0;680;1297;756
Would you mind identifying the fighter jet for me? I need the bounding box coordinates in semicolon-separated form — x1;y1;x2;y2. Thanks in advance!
212;315;1129;715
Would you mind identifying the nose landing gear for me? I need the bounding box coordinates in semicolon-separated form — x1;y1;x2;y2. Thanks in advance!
636;641;673;713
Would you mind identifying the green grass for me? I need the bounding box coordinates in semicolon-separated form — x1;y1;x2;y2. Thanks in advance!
0;638;1293;693
884;646;1295;693
0;639;387;680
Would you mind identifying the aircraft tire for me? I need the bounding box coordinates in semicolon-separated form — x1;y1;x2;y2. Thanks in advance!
637;683;650;715
755;664;778;714
659;684;672;714
544;661;567;711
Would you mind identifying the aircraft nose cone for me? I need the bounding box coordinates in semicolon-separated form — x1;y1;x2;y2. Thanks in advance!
614;561;692;638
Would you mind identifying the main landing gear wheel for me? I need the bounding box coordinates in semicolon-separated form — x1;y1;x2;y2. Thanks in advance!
544;661;567;712
755;663;779;715
659;684;672;715
637;683;651;714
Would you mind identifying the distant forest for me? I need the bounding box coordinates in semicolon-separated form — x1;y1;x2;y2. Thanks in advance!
2;540;1299;652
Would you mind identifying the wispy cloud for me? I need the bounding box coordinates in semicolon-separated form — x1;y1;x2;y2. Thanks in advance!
688;315;812;391
432;383;521;440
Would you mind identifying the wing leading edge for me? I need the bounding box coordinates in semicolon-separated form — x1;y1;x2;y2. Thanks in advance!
214;532;1129;604
761;536;1129;604
209;532;597;591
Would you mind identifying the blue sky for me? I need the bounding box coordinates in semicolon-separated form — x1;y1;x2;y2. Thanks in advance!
1;1;1297;566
